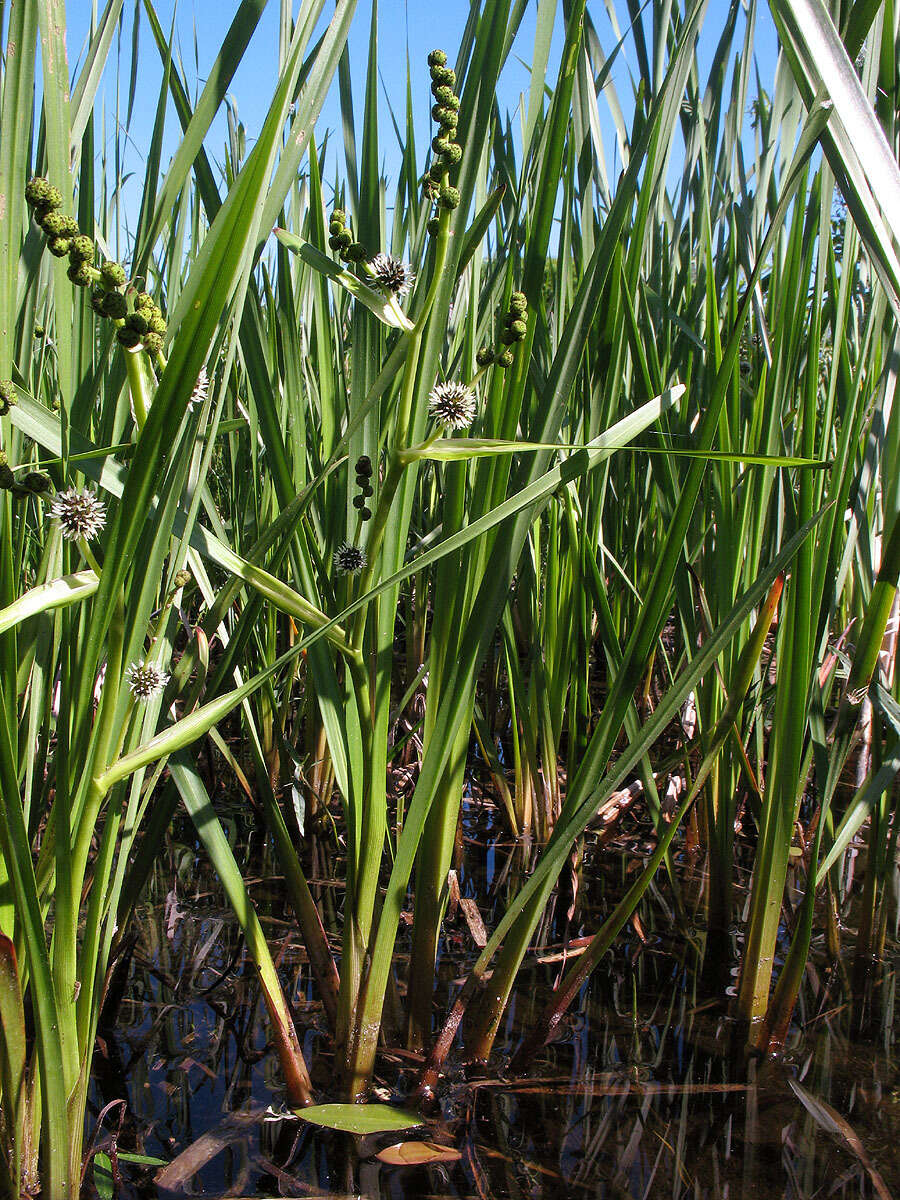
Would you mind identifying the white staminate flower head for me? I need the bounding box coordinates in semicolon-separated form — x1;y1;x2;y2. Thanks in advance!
189;366;209;410
125;660;170;701
369;253;415;297
427;381;477;431
49;487;107;541
333;542;367;576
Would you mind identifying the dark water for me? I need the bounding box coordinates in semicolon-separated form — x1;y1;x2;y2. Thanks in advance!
89;802;900;1198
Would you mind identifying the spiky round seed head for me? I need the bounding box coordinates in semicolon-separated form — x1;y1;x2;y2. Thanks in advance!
39;185;63;212
69;236;95;264
142;332;164;355
333;542;367;575
476;346;494;367
117;327;141;349
432;84;455;105
328;219;344;236
427;49;447;68
40;211;68;237
430;66;456;87
125;660;170;701
22;471;52;494
345;241;368;262
25;178;51;207
134;292;154;312
432;135;452;156
48;237;71;258
101;292;127;319
172;568;191;589
360;506;372;520
100;261;126;288
0;380;16;415
67;261;93;286
510;319;527;339
50;487;106;541
189;366;209;409
369;252;416;297
438;185;460;210
432;105;458;127
355;454;373;476
444;142;462;165
428;381;477;430
331;208;346;224
59;216;80;238
427;217;441;236
148;314;167;336
509;291;527;315
497;349;515;368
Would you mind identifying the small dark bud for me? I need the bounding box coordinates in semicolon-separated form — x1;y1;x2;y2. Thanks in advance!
353;494;365;510
476;346;494;367
142;332;164;355
101;292;127;320
22;471;52;494
500;329;517;345
336;229;353;250
438;185;460;210
100;261;126;288
355;455;373;475
126;312;150;335
117;327;141;349
90;289;107;316
427;49;447;68
67;261;92;286
497;349;515;368
48;237;71;258
345;241;368;262
360;482;373;498
328;234;342;251
360;506;372;520
0;462;15;489
69;235;95;264
33;326;45;338
427;216;441;236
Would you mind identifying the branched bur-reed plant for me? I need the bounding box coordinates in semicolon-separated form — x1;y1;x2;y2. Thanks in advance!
0;0;360;1191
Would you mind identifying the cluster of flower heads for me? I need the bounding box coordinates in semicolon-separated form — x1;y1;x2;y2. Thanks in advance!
0;446;52;499
25;177;166;360
476;292;529;371
327;209;368;264
352;455;374;521
424;50;462;232
333;541;367;576
428;381;477;430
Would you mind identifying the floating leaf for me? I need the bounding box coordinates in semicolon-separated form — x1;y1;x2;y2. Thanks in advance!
294;1103;424;1134
376;1141;462;1166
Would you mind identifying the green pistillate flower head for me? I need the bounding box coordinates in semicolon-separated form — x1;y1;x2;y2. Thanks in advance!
345;241;369;263
66;262;93;287
100;261;126;288
116;326;141;350
25;178;62;212
430;66;456;88
0;454;15;490
172;568;192;590
0;380;16;416
428;381;477;430
101;292;127;320
497;349;515;369
438;184;460;210
126;311;150;336
50;487;106;541
125;660;170;701
333;542;367;575
142;332;164;355
476;346;494;368
48;237;71;258
40;211;68;237
509;291;527;315
444;143;462;165
134;292;155;312
427;49;447;68
69;236;95;264
369;253;415;297
432;134;453;157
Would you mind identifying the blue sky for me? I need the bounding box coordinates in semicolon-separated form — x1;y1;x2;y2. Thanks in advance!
60;0;783;228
